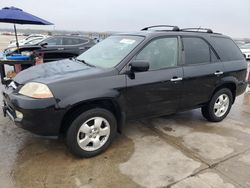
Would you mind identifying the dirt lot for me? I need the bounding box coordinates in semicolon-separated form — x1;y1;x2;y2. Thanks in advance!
0;35;18;52
0;35;250;188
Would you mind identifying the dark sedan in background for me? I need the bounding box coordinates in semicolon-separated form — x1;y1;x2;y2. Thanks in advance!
4;35;96;62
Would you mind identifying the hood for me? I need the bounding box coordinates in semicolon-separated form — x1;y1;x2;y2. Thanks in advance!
14;59;99;84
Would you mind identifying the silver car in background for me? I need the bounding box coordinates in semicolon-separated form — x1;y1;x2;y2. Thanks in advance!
240;43;250;60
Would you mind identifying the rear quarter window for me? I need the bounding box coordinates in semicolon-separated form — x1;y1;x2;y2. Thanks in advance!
63;38;89;45
79;39;89;44
211;37;244;61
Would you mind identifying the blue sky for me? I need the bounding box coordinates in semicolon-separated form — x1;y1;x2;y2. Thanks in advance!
0;0;250;38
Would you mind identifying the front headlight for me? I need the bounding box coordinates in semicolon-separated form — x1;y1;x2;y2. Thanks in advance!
19;82;53;99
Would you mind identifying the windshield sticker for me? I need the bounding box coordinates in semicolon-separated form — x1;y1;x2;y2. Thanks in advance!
120;39;136;44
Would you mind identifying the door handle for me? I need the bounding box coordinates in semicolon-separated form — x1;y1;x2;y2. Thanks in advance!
170;77;183;82
57;48;64;50
214;71;223;75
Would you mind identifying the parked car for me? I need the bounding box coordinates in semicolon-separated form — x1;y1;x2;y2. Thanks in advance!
2;25;248;158
22;36;48;45
9;34;45;44
240;43;250;60
4;35;96;62
234;40;247;48
8;34;47;48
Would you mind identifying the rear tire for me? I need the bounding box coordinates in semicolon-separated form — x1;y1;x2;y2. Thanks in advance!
66;108;117;158
202;88;233;122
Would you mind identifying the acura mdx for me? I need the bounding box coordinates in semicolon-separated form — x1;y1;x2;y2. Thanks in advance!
2;25;248;157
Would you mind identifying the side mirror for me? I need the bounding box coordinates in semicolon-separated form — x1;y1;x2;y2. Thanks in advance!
40;42;48;48
130;60;149;72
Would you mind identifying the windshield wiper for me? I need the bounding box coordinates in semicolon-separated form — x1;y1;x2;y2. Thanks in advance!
71;57;95;67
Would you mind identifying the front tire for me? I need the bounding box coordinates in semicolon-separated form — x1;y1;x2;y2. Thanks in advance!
66;108;117;158
202;88;233;122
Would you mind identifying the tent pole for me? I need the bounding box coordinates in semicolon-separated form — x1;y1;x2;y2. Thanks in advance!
14;24;20;53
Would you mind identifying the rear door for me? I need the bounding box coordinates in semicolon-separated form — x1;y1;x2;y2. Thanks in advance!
180;36;224;110
125;37;183;119
41;36;64;62
209;36;247;85
62;37;90;57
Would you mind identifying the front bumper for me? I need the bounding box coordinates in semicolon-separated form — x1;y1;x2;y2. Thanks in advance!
243;52;250;60
2;86;66;136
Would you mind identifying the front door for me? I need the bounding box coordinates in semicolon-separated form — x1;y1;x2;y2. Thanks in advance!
125;37;183;119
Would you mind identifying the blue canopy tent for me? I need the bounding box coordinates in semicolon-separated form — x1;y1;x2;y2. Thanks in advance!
0;6;53;50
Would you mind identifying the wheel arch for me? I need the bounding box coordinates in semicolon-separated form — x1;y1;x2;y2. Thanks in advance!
60;98;125;135
210;81;237;104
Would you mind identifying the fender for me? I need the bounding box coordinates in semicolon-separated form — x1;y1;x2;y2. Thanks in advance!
210;76;238;102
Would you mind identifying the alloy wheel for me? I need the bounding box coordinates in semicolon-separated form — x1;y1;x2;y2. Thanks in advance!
77;117;110;151
213;94;230;117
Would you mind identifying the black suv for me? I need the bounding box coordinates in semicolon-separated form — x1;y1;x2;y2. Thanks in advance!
4;35;96;62
2;25;248;158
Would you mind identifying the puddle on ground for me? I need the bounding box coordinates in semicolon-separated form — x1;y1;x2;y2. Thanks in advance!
152;110;250;138
149;109;249;161
183;132;241;160
163;126;173;132
0;119;29;188
213;118;250;135
151;118;194;137
12;133;137;188
119;122;202;188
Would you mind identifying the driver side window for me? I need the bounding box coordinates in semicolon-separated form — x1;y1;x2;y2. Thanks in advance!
135;37;178;70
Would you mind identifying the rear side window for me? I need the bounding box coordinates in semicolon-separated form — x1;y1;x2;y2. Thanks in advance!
63;38;88;45
183;37;211;64
211;37;244;61
79;39;89;44
44;37;63;46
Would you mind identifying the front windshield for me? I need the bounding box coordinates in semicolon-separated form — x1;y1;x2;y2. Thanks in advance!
241;43;250;49
77;35;144;68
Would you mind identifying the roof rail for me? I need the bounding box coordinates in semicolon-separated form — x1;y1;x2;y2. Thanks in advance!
181;28;213;33
141;25;180;31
